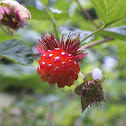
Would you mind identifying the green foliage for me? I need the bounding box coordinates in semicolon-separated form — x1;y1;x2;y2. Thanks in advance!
40;0;48;6
26;6;49;20
98;26;126;41
0;0;126;125
27;6;69;20
90;0;126;26
0;40;33;65
0;29;19;42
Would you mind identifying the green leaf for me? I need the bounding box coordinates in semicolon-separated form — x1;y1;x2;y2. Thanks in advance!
26;6;49;20
40;0;48;6
74;72;93;95
53;11;69;20
0;40;33;65
90;0;126;26
100;75;106;84
83;71;93;83
98;26;126;41
74;82;84;95
81;97;87;113
26;6;69;20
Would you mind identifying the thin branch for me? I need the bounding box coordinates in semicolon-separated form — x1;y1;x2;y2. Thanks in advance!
76;0;100;28
51;19;59;40
79;37;113;50
0;56;3;60
44;7;59;40
80;25;106;43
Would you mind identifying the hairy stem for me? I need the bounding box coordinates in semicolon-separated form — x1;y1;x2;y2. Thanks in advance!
44;7;59;40
80;25;106;43
79;37;113;50
76;0;100;29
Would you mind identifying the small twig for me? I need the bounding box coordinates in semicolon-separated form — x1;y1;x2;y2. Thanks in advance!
79;72;84;80
80;25;106;43
0;56;3;60
79;37;113;50
52;19;59;40
44;7;59;40
76;0;100;29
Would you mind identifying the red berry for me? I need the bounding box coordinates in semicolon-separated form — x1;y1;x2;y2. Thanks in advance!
37;48;80;88
35;33;88;88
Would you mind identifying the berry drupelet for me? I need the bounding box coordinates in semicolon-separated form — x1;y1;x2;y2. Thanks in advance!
35;33;87;88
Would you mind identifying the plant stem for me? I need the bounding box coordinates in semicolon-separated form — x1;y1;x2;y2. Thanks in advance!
80;25;106;43
76;0;100;29
79;72;84;80
44;6;59;40
0;56;3;60
79;37;113;50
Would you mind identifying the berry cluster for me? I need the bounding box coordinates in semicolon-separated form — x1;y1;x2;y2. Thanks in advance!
37;48;80;88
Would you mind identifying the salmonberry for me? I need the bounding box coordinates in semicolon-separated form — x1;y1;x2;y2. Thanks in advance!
35;33;87;88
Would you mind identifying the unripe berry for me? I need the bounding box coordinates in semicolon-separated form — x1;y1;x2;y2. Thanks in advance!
80;80;105;107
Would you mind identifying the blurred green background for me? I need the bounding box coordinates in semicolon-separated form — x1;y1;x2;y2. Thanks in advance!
0;0;126;126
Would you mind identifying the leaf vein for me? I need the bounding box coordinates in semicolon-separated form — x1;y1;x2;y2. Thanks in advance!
91;0;105;16
102;0;107;24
